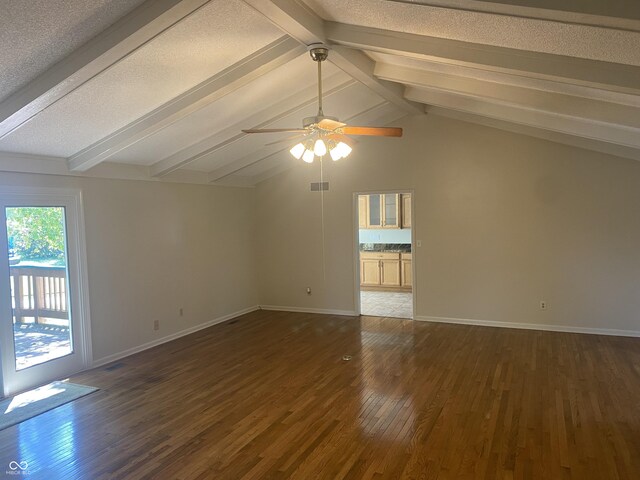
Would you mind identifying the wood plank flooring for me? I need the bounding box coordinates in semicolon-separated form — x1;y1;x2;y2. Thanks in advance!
1;310;639;479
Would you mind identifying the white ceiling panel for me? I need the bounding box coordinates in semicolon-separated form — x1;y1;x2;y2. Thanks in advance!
304;0;640;65
0;0;282;157
0;0;146;102
186;82;386;172
110;55;344;166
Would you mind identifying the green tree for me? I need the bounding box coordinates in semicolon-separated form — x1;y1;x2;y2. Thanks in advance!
6;207;66;260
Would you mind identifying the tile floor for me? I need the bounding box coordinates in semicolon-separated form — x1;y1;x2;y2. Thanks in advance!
360;290;413;319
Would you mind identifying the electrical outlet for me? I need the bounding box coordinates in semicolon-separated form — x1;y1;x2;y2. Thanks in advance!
306;287;312;295
153;319;160;330
540;301;547;310
179;307;183;317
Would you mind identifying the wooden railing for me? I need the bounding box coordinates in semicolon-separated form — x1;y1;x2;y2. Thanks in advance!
9;266;69;324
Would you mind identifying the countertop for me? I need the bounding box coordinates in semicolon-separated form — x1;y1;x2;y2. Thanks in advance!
360;243;411;253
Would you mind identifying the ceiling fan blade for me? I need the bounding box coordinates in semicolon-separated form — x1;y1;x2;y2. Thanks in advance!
318;118;346;131
341;126;403;137
242;128;308;134
265;134;309;147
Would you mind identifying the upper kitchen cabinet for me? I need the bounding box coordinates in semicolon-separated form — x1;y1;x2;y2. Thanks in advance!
358;194;407;229
401;194;411;228
382;194;400;228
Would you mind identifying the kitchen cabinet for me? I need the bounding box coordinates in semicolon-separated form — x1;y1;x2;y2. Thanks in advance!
358;195;368;228
358;194;403;229
382;194;400;228
361;256;382;285
360;252;409;290
381;257;401;286
401;194;411;228
401;253;412;287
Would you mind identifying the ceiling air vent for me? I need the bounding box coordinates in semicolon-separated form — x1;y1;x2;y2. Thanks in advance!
310;182;329;191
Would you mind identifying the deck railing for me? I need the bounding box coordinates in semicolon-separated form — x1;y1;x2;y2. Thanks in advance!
9;265;69;324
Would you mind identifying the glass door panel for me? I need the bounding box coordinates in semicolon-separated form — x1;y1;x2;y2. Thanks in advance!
368;194;382;227
6;207;73;371
383;194;398;227
0;189;89;397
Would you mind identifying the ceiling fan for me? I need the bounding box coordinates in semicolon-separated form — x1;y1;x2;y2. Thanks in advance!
242;44;403;163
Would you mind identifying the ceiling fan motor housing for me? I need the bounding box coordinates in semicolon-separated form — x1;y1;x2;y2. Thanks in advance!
303;115;339;128
308;44;329;62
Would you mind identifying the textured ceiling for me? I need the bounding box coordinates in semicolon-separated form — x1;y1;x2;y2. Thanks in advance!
304;0;640;65
111;55;343;166
0;0;637;185
0;0;282;157
0;0;146;101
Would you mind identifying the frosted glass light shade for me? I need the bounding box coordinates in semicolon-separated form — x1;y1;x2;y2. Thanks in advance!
313;139;327;156
337;142;352;158
290;143;305;159
302;149;315;163
329;146;342;161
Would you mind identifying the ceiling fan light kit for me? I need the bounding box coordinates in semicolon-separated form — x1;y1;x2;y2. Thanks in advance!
242;44;402;165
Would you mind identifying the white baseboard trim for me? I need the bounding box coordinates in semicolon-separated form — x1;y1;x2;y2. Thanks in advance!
414;315;640;338
92;305;260;368
259;305;358;317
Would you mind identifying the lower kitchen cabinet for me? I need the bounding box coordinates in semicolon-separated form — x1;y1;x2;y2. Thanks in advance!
401;253;412;287
360;252;411;290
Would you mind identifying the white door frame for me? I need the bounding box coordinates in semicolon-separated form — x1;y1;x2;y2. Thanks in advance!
0;187;92;397
353;189;417;318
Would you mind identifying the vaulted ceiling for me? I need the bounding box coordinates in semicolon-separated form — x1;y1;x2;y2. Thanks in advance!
1;0;638;186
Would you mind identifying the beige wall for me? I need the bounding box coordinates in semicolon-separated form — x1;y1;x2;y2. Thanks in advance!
2;111;639;369
0;172;258;362
255;114;640;333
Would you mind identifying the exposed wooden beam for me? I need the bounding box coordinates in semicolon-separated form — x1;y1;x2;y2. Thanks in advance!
69;36;304;172
242;0;423;115
369;52;640;108
387;0;640;32
209;101;407;183
325;22;640;95
404;86;640;149
0;0;211;141
150;74;355;177
375;63;640;130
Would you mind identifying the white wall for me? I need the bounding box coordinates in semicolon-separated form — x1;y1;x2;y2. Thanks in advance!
359;228;411;244
255;114;640;334
0;172;258;363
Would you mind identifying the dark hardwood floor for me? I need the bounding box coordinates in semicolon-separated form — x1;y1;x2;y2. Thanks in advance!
1;310;640;479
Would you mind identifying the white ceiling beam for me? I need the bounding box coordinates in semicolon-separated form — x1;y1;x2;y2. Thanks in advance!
151;74;355;177
209;101;407;183
0;0;211;141
375;63;640;129
0;152;160;181
387;0;640;32
429;107;640;162
368;52;640;108
69;36;304;172
242;0;423;115
404;86;640;149
325;22;640;95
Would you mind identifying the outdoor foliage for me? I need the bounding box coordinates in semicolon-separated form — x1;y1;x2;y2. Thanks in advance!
6;207;66;260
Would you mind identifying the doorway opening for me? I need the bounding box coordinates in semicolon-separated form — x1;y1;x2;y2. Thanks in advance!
355;192;414;319
0;188;91;397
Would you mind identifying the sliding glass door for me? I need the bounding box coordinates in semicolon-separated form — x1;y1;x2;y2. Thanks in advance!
0;188;91;397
